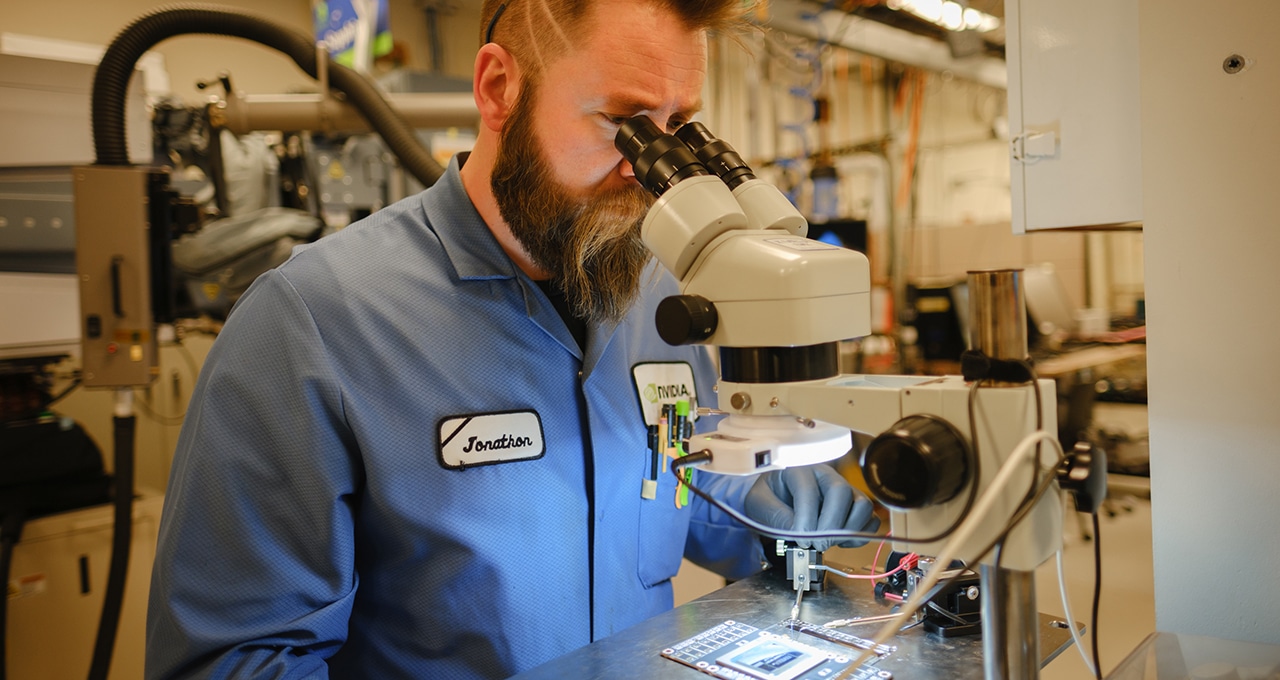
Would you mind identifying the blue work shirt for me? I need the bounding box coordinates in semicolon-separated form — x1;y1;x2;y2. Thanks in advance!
146;156;764;679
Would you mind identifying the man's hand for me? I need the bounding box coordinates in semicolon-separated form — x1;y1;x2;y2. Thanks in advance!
744;464;880;551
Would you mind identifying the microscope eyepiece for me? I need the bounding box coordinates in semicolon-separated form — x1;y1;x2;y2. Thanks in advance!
674;121;756;190
615;116;710;197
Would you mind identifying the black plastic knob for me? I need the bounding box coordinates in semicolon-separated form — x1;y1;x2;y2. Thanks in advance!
655;295;718;346
1057;441;1108;514
860;415;971;511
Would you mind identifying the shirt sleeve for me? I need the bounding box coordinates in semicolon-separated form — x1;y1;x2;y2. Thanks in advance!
680;346;766;581
683;473;766;581
146;270;359;680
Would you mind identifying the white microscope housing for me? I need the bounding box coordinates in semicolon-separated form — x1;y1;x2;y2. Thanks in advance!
615;117;1062;573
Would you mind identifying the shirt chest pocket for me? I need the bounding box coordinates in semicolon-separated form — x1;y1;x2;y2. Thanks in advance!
628;361;702;587
636;460;692;588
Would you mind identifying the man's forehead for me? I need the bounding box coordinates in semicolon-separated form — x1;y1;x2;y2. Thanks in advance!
555;3;708;108
572;0;708;61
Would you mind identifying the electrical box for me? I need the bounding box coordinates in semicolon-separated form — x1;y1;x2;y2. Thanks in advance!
1005;0;1143;232
72;166;164;388
6;493;163;680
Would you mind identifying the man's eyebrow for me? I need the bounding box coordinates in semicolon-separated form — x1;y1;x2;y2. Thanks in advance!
601;95;703;118
680;98;704;117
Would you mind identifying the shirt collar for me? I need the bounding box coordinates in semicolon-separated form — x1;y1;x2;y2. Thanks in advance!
417;154;638;369
419;153;520;281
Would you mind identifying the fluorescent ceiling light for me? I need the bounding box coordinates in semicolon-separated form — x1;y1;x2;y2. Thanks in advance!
888;0;1001;34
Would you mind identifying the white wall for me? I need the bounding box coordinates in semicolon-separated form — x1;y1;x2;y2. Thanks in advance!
1141;0;1280;644
914;76;1011;227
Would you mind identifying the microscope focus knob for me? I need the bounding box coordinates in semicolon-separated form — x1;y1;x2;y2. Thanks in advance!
655;295;718;345
860;415;971;510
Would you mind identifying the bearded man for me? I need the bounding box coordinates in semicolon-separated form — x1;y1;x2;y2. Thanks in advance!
146;1;877;678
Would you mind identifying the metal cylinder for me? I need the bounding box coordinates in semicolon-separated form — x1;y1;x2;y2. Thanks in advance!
219;92;479;135
967;269;1027;361
980;565;1040;680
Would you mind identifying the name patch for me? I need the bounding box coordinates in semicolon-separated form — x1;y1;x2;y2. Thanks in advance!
437;410;545;469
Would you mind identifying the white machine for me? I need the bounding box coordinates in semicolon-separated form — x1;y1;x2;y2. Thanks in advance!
616;118;1069;679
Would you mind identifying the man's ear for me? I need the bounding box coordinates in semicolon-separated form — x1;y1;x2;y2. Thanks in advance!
472;43;521;133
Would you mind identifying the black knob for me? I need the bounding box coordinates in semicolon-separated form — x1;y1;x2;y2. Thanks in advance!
655;295;718;345
860;415;971;510
1057;441;1108;514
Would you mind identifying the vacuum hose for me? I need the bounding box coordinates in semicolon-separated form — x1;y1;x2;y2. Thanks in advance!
0;511;25;680
87;415;135;680
91;3;446;186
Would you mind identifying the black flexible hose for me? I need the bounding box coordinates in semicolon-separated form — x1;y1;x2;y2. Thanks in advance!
87;416;135;680
1091;511;1103;679
91;4;445;187
1;511;26;680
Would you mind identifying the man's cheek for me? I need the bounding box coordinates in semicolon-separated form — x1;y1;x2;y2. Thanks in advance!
566;143;625;189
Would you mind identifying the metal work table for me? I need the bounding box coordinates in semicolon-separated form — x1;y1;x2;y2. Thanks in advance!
513;560;1076;679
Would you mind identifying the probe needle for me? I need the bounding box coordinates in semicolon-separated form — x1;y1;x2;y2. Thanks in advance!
824;613;910;628
791;586;804;621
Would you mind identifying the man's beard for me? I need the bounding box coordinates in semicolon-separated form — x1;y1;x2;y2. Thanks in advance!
490;89;654;326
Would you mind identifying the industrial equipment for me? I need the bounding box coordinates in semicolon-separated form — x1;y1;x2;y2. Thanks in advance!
0;37;154;680
616;118;1103;680
25;5;475;679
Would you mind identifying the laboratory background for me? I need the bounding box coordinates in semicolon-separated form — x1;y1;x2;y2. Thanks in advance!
1;0;1277;679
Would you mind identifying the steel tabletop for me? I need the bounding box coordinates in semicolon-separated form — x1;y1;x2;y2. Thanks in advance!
512;559;1076;679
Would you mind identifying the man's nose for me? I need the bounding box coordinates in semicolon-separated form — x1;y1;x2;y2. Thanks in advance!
619;158;636;181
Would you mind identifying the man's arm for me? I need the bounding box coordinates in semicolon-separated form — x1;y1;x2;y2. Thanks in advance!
147;270;358;680
684;472;765;580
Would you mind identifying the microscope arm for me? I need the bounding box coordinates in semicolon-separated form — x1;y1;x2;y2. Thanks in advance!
742;376;939;436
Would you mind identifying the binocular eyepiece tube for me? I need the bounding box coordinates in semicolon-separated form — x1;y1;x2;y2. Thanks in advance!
673;122;756;190
615;117;711;198
615;117;759;196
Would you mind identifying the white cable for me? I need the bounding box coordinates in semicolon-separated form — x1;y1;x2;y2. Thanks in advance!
849;429;1065;669
1056;549;1098;676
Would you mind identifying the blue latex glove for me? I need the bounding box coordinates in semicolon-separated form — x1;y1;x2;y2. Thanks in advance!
744;464;880;551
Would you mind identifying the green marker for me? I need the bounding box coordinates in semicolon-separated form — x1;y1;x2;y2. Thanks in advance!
676;399;691;507
675;399;690;451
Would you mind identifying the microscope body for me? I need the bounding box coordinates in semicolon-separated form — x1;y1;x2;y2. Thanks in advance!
618;115;1066;679
618;115;1062;568
642;174;871;349
720;374;1061;572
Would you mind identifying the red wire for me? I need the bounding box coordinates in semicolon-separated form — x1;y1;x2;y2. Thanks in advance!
871;533;889;579
863;533;915;594
841;560;910;580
